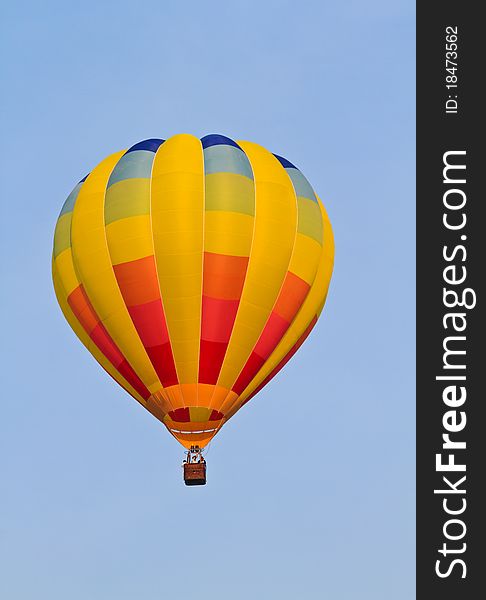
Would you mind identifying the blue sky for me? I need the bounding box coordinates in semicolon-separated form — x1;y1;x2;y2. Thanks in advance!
0;2;415;598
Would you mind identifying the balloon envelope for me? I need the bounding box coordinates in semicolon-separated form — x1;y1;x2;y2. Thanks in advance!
52;134;334;448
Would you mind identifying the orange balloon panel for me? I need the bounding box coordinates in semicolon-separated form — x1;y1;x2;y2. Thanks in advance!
52;134;334;448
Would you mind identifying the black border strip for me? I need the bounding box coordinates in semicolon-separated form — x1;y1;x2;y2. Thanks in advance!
417;3;482;598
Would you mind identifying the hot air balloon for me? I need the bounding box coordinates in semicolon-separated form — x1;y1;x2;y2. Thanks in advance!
52;134;334;485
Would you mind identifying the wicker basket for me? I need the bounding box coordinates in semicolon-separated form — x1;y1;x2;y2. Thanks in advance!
183;462;207;486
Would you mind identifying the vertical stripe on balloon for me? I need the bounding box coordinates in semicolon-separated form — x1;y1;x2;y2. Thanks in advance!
53;179;152;402
150;134;205;390
198;135;255;385
70;150;165;394
229;154;322;398
104;140;179;389
232;194;334;409
216;141;298;397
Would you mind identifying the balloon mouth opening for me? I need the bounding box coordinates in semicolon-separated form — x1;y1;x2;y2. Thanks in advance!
163;414;224;449
163;408;225;441
169;427;218;435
